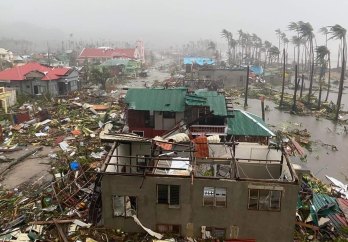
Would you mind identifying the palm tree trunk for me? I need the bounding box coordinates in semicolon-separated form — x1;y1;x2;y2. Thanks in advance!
337;43;341;68
244;65;250;107
335;39;346;120
318;82;322;110
297;43;300;68
278;37;281;64
318;64;325;110
280;49;286;108
292;65;298;113
300;74;304;98
308;39;315;104
325;53;331;102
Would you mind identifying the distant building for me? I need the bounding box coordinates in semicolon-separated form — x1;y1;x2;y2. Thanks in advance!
0;48;13;62
77;41;145;65
100;59;141;78
184;57;215;73
0;62;79;96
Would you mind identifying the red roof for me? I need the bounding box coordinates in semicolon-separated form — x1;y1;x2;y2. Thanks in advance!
78;48;136;59
0;62;71;81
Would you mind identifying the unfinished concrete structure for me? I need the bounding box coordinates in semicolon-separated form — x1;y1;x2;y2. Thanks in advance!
98;134;299;242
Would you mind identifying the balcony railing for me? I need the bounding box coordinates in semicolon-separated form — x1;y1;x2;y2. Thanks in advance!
190;125;228;136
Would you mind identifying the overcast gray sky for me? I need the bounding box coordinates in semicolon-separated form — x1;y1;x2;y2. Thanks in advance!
1;0;348;49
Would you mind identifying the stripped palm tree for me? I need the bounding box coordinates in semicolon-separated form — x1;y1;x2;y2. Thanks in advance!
238;29;244;65
316;45;330;110
275;29;282;63
328;24;347;120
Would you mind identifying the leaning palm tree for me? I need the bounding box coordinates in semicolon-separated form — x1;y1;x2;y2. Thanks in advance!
268;46;280;64
264;41;272;68
328;24;347;120
289;22;301;66
238;29;244;65
221;29;233;65
319;27;329;47
325;51;331;102
319;27;332;102
298;22;315;104
316;45;330;110
230;38;238;64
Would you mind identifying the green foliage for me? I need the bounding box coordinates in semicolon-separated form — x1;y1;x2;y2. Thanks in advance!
89;66;112;90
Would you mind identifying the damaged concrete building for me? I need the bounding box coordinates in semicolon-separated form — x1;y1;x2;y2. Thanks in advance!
98;134;299;242
92;86;299;242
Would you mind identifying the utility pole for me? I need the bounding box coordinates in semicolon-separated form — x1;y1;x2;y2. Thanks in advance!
260;96;265;121
244;65;249;107
47;41;51;66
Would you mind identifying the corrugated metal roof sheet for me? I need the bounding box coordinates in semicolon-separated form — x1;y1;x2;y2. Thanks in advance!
125;88;187;112
185;90;227;116
227;109;275;137
312;193;340;216
310;193;348;232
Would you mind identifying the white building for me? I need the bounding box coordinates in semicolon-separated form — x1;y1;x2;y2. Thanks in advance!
0;48;14;62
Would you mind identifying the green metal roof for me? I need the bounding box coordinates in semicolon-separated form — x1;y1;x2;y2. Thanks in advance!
185;89;227;116
227;109;275;137
310;193;340;226
125;88;187;112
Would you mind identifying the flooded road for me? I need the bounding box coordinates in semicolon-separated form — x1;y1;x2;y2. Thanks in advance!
236;98;348;183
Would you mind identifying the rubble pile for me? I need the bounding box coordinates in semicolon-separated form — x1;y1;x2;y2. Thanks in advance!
0;89;128;241
295;175;348;241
